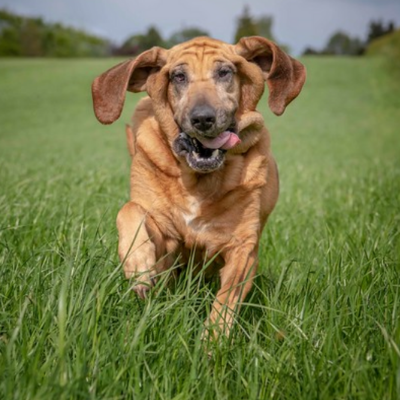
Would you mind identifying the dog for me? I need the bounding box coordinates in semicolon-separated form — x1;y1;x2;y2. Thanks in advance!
92;36;306;337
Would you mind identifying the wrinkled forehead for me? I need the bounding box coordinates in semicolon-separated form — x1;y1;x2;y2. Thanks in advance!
167;38;236;72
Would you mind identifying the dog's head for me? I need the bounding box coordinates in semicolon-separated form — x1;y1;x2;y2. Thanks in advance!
92;37;306;173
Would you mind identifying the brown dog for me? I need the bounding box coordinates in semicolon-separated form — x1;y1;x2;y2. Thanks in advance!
92;36;306;336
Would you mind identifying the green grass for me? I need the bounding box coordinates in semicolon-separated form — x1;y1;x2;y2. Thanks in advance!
0;56;399;399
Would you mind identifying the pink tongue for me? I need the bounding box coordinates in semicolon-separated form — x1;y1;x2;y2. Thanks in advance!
197;131;241;150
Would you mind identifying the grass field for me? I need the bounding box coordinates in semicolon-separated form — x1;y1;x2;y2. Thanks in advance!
0;56;399;400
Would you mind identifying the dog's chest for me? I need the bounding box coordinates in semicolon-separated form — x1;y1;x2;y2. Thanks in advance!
179;194;220;243
177;193;234;254
181;195;202;229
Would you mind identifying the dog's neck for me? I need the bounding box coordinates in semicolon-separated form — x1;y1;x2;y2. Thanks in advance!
231;111;267;154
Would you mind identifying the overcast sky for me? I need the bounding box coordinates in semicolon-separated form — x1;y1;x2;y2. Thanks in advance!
1;0;399;54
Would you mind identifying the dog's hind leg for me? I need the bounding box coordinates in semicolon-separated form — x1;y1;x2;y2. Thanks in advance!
116;202;157;298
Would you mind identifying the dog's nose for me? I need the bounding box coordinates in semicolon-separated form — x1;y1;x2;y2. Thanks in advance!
190;105;216;132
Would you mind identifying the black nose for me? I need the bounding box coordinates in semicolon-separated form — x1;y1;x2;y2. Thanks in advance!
190;105;216;132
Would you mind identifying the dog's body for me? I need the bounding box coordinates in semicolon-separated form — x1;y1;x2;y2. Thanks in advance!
92;37;305;335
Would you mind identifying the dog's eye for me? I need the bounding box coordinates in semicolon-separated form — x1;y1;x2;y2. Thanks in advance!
217;68;232;79
172;72;187;84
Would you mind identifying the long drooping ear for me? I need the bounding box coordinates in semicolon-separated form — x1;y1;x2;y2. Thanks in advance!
92;47;167;124
235;36;306;115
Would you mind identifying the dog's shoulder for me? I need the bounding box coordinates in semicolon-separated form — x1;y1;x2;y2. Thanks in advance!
127;97;182;177
124;97;154;158
131;96;154;130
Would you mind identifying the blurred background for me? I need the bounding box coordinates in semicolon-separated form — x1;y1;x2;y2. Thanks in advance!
0;0;399;60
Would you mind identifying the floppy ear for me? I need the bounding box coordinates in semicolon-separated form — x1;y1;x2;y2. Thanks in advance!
92;47;167;124
235;36;306;116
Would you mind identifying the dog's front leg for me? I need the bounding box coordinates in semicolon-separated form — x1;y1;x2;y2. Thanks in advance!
116;202;157;298
208;245;258;338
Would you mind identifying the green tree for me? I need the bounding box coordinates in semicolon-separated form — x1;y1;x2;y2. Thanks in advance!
255;16;275;41
234;5;258;43
0;9;110;57
0;10;22;56
118;34;146;55
20;19;44;56
324;31;363;55
169;27;209;47
141;26;164;49
0;26;21;55
367;20;395;44
119;26;164;55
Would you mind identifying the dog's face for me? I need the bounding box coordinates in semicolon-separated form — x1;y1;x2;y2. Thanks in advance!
92;37;306;173
168;42;240;137
167;40;243;172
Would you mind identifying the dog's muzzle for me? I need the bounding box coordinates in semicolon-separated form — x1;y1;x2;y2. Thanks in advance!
173;133;225;173
173;131;241;173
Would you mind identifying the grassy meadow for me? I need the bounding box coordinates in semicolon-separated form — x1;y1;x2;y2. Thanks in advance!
0;56;399;399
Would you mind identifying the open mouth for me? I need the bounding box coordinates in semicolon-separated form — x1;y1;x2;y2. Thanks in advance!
173;130;241;173
173;133;225;173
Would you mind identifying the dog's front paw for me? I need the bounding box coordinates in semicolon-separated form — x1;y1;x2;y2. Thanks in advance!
128;271;157;299
123;242;157;299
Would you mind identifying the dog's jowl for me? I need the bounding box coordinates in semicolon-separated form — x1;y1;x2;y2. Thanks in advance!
92;36;306;337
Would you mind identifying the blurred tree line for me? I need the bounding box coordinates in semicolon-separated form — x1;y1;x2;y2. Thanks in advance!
232;5;289;52
303;20;396;56
114;6;285;55
0;7;396;58
114;26;209;56
0;10;110;57
0;6;285;58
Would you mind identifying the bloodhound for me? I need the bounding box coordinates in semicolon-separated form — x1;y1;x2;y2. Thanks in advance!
92;36;306;337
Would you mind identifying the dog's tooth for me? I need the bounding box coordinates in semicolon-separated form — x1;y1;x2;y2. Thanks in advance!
193;152;200;160
212;150;219;158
